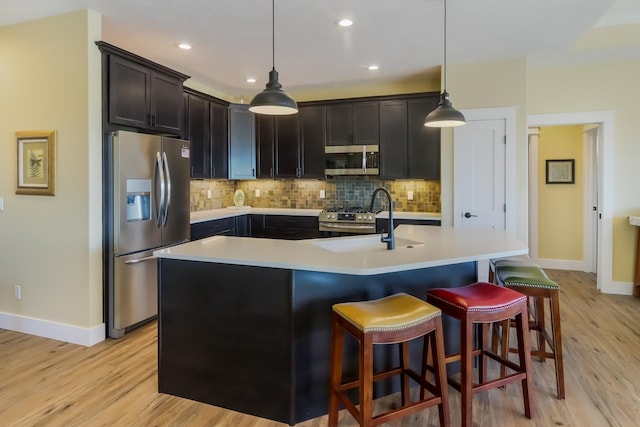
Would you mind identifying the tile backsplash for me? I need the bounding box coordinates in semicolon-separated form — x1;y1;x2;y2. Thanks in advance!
190;177;440;213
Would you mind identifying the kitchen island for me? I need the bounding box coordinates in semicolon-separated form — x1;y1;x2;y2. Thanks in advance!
154;225;527;425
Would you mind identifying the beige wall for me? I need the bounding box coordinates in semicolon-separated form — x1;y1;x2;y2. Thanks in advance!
441;58;529;242
537;126;584;260
528;60;640;282
188;71;440;104
0;11;103;328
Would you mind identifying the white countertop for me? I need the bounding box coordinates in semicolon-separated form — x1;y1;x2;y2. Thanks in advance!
156;224;527;275
190;208;441;224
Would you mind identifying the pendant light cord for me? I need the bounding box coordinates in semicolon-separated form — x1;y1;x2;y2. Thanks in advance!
443;0;447;91
272;0;275;70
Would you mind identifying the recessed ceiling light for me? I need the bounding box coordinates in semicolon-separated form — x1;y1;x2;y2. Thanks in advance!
178;43;192;50
337;18;353;27
246;78;257;83
368;65;379;71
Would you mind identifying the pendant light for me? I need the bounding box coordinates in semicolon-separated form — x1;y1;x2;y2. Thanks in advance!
249;0;298;115
424;0;465;128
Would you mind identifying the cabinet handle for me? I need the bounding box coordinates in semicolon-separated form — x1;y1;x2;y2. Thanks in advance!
252;168;255;177
270;167;274;178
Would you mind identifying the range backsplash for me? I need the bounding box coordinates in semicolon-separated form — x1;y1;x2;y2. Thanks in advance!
190;177;440;213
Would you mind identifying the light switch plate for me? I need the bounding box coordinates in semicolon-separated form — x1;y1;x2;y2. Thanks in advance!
407;191;414;201
320;190;326;199
206;190;212;199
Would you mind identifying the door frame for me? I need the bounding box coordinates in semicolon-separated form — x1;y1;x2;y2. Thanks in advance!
528;111;614;294
453;107;517;233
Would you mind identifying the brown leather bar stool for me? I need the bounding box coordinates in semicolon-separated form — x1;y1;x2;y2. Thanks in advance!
494;264;565;400
426;282;535;427
328;293;450;427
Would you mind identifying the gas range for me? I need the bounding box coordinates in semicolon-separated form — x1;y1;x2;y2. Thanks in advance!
318;207;379;234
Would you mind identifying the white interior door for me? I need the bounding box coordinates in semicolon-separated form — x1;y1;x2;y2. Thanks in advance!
454;119;506;230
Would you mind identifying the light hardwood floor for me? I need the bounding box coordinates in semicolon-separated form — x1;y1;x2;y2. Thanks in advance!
1;270;640;426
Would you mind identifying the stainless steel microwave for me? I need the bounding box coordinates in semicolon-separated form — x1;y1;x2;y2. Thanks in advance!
325;145;379;176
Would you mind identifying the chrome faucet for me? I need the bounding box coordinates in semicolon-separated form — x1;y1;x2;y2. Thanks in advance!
369;187;395;250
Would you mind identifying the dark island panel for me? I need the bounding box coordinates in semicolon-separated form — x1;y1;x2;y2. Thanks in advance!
158;258;476;425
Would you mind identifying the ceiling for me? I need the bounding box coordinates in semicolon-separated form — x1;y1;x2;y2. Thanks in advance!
2;0;640;100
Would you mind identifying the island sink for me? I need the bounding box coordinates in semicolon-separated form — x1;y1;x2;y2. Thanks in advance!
312;235;424;253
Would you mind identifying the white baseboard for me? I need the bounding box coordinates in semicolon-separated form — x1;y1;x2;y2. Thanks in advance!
601;281;634;296
535;258;585;271
0;312;105;347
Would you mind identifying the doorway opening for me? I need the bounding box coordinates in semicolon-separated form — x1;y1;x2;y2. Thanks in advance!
528;112;614;293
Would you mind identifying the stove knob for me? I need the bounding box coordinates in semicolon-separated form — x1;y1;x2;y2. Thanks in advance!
368;215;373;220
357;215;362;220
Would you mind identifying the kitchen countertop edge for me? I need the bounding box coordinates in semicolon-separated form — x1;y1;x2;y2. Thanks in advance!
190;208;441;224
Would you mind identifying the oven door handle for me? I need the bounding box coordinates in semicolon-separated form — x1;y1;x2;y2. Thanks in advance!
320;223;376;230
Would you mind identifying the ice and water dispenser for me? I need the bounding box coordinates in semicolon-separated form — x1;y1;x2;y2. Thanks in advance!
126;179;151;222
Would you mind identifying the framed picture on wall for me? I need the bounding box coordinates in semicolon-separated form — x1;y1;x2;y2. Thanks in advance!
546;159;575;184
16;130;56;196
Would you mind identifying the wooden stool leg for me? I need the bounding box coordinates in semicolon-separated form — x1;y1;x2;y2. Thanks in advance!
550;292;565;399
328;317;344;427
479;323;489;384
360;334;373;427
461;317;474;427
432;317;451;427
514;307;535;419
499;318;510;379
534;296;546;362
400;341;410;406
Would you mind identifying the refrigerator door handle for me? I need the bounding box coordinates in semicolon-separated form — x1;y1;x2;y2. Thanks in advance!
124;255;157;264
162;151;171;227
156;151;165;227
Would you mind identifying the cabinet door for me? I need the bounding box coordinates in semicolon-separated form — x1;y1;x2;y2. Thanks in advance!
210;102;228;179
275;115;300;178
186;94;210;179
353;101;379;145
150;72;183;134
228;105;256;180
408;97;441;179
326;104;353;145
299;105;326;179
256;116;275;178
379;100;408;179
109;55;151;129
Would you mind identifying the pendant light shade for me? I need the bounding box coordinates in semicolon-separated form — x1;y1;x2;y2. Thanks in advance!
249;0;298;115
424;0;465;128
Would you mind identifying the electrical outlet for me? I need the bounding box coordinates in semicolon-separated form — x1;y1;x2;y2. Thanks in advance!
407;191;414;201
319;190;326;199
255;189;261;197
207;190;212;199
14;285;21;300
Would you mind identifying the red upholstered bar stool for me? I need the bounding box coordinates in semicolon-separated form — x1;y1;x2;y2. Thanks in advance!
328;293;450;427
426;282;535;427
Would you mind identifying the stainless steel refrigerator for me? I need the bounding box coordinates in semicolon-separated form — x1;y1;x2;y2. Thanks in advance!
107;130;190;338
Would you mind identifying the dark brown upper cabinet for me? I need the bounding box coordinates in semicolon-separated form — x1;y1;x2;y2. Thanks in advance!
379;94;441;180
182;88;229;179
255;106;326;180
298;105;326;179
97;42;188;136
327;101;379;146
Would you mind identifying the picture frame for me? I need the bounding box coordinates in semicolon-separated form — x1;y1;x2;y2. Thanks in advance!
16;130;56;196
546;159;575;184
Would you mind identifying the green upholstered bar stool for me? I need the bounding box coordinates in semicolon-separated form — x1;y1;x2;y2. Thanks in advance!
328;293;450;427
495;264;565;400
488;255;535;283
